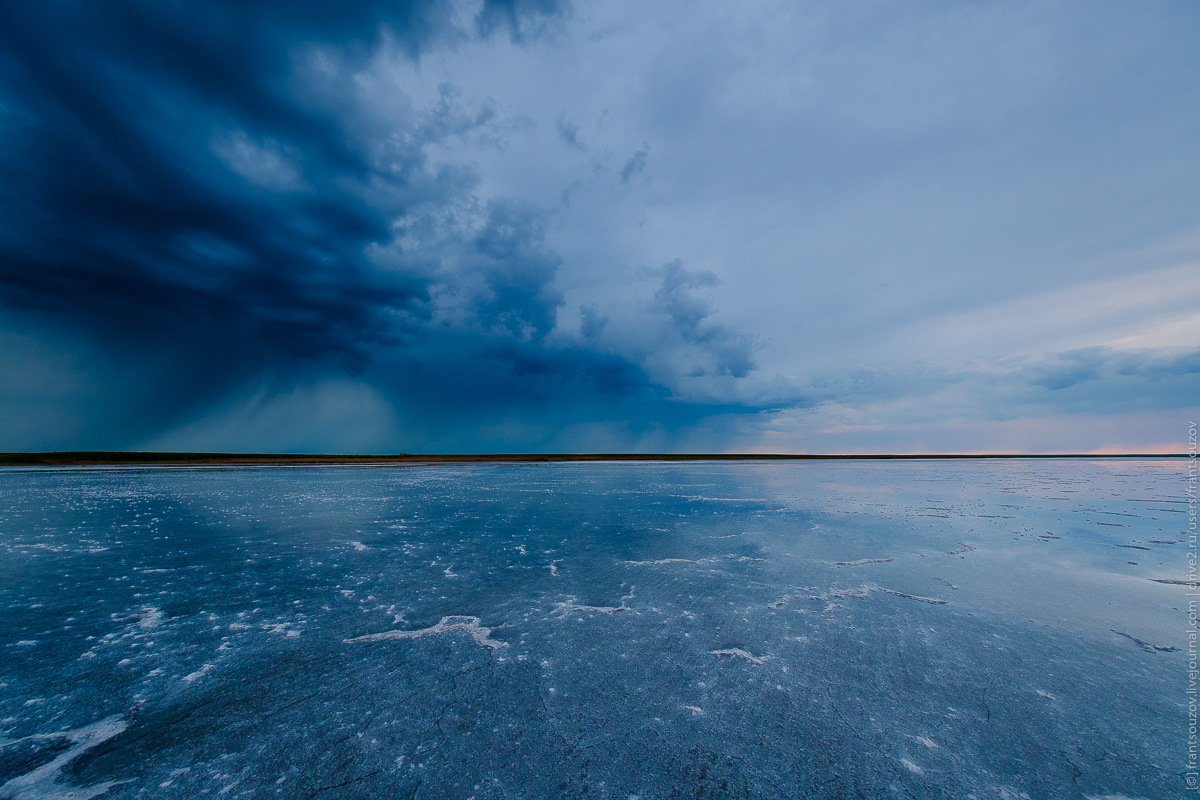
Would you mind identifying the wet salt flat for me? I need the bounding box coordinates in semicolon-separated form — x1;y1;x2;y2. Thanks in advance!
0;459;1188;799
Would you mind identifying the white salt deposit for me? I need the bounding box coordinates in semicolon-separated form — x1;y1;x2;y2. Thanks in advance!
0;715;128;800
346;616;505;649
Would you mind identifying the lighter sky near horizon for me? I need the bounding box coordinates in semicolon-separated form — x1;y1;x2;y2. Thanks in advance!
0;0;1197;453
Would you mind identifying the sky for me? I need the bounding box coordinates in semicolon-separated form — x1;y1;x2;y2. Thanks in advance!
0;0;1197;454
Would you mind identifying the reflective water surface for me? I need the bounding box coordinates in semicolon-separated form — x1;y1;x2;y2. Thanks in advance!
0;460;1188;798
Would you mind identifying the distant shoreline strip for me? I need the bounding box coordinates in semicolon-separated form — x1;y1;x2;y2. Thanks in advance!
0;451;1187;468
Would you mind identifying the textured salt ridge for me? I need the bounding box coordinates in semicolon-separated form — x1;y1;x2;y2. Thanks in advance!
881;588;948;605
835;557;893;566
1112;630;1180;653
136;606;163;630
182;663;214;683
709;648;765;665
554;587;636;616
0;716;128;800
810;585;948;608
346;616;505;649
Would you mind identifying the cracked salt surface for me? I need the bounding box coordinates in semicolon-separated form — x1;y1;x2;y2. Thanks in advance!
0;459;1184;798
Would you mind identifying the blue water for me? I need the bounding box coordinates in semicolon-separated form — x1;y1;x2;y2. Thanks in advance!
0;460;1188;798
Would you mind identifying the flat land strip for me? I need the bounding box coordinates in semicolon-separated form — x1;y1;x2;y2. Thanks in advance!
0;452;1182;467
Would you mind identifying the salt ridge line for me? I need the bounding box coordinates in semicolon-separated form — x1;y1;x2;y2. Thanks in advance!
345;616;505;649
809;584;949;608
554;587;637;616
710;648;765;665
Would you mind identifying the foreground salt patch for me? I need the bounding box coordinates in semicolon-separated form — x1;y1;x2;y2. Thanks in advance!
0;715;128;800
261;623;300;638
346;616;505;649
710;648;764;665
137;606;163;630
182;663;215;683
554;587;636;617
554;601;625;615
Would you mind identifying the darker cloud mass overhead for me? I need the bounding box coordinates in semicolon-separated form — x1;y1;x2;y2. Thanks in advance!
0;0;768;451
619;146;648;184
654;261;756;379
0;0;561;359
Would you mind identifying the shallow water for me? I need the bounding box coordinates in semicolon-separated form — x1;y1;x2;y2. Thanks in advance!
0;460;1189;798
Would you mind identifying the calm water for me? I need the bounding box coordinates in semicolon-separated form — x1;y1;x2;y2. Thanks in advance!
0;460;1188;798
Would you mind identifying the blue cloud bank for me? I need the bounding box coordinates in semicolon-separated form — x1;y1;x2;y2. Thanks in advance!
0;1;1197;452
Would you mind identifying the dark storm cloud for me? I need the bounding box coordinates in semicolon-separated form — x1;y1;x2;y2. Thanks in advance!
579;304;608;338
1027;349;1111;391
475;0;571;44
8;1;1187;453
555;116;585;150
1014;347;1200;413
1025;347;1200;392
419;83;500;143
365;336;758;452
619;146;648;183
467;199;563;341
653;261;756;379
0;8;551;348
0;1;568;368
0;0;779;450
794;347;1200;422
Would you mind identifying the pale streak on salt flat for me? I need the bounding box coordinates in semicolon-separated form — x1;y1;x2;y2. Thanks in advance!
553;588;636;617
808;584;949;609
0;716;128;800
345;616;505;649
709;648;765;665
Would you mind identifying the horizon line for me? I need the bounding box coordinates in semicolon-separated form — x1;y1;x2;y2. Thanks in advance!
0;451;1189;467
